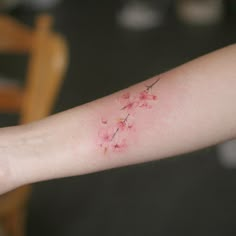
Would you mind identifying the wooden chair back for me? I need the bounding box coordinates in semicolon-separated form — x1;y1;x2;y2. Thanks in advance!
0;14;68;236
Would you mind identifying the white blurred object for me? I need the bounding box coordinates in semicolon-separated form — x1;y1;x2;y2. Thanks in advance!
117;0;168;30
217;139;236;168
176;0;224;25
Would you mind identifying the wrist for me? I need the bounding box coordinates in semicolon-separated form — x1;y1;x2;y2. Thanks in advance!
0;126;25;194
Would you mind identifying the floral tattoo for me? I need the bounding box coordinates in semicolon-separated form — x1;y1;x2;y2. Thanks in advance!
98;77;161;154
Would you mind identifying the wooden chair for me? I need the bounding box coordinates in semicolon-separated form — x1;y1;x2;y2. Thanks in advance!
0;14;68;236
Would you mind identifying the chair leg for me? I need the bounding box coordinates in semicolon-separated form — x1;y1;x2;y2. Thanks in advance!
2;207;26;236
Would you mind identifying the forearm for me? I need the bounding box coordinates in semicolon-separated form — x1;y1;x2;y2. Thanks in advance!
2;44;236;193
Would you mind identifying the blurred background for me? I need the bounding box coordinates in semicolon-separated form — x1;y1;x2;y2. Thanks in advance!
0;0;236;235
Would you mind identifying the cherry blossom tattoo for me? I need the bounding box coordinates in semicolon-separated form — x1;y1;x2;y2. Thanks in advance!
98;77;161;154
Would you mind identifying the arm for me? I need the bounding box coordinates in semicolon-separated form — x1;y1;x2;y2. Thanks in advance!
1;44;236;194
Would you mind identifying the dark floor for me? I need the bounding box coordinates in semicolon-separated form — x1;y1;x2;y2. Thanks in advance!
1;0;236;235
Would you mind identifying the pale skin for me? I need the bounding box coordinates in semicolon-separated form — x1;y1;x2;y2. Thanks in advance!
1;44;236;195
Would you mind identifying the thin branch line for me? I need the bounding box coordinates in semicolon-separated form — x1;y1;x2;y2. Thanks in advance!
110;113;130;141
145;77;161;91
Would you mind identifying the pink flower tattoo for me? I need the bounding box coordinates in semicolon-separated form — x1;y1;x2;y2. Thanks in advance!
98;77;161;154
